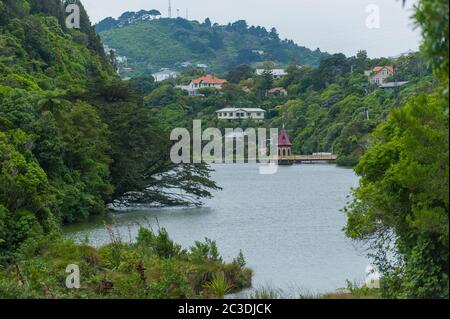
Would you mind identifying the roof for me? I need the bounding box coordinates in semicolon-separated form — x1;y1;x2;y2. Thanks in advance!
216;108;266;113
278;128;292;147
372;65;395;75
192;74;226;85
380;81;409;88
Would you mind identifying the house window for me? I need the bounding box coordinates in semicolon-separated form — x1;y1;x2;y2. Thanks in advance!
257;113;261;116
229;113;233;117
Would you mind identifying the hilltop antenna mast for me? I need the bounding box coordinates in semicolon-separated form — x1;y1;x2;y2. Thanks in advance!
186;8;189;20
168;0;172;18
177;9;180;18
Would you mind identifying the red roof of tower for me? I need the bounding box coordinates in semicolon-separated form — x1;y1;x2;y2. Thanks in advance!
278;128;292;147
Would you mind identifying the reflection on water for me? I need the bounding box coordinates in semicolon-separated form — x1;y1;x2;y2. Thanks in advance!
64;164;369;294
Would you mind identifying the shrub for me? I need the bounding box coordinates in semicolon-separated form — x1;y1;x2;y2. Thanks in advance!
204;272;232;298
190;238;222;262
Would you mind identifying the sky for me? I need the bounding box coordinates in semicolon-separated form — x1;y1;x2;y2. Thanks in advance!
80;0;421;58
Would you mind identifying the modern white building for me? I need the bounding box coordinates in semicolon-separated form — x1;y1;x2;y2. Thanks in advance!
152;69;179;82
216;108;266;120
255;68;287;78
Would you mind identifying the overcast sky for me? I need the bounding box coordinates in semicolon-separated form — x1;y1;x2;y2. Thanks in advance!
80;0;421;58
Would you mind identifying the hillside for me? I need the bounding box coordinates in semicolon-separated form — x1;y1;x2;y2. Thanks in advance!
1;0;249;299
142;51;434;166
0;0;218;234
96;12;328;75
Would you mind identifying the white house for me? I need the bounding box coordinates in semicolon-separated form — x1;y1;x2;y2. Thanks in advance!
103;45;116;54
255;68;287;78
216;108;266;120
152;69;179;82
365;66;396;86
115;55;128;64
252;50;265;55
190;74;227;89
177;74;227;96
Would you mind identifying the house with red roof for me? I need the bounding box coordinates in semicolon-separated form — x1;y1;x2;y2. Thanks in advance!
191;74;227;89
365;66;396;86
176;74;228;96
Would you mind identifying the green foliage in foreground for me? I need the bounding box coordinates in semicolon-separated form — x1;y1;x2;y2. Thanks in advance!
345;0;449;299
0;227;252;299
345;92;449;298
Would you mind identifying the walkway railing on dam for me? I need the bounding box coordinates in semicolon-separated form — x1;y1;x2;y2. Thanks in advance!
274;154;337;164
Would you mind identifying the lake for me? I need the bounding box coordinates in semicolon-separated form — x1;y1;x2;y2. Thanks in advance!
64;163;369;295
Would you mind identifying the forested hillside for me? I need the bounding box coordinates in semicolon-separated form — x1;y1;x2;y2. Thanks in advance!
140;51;434;166
0;0;251;298
97;12;328;74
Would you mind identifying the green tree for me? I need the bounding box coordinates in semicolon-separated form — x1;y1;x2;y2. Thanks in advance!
0;129;55;263
345;0;449;298
344;92;449;298
226;65;253;84
413;0;449;81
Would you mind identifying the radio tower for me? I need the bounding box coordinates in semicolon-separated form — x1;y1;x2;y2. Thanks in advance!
168;0;172;18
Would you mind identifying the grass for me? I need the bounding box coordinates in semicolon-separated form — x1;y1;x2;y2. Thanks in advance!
0;226;252;299
248;282;381;300
204;272;232;298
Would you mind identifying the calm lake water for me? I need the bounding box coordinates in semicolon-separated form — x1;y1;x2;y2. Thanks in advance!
64;164;369;295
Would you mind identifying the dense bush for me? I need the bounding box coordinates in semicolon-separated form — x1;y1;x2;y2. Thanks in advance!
0;227;252;298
